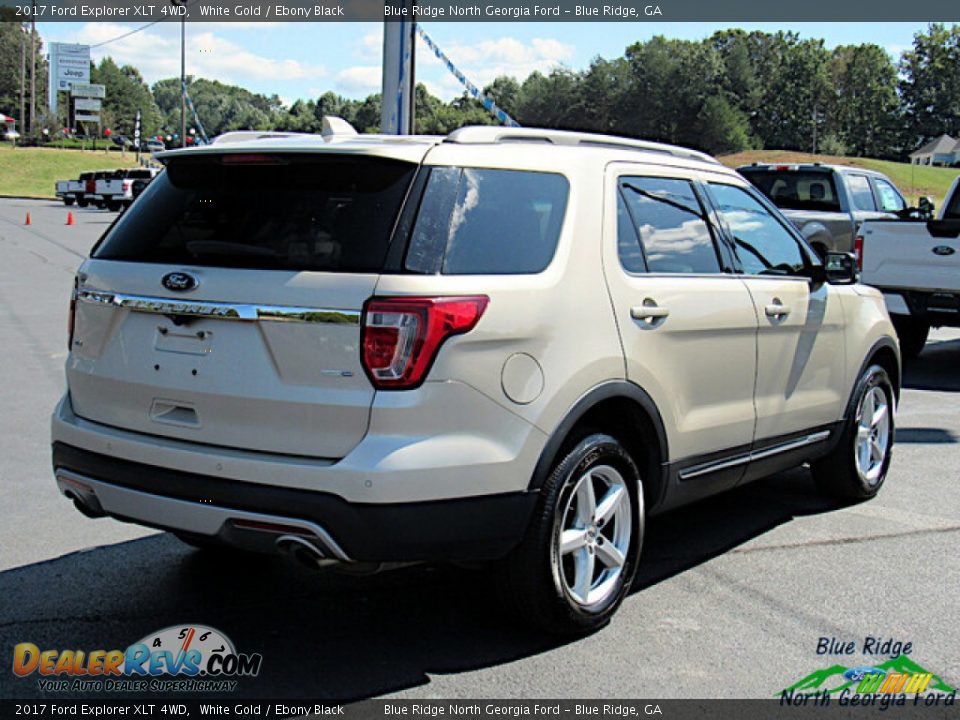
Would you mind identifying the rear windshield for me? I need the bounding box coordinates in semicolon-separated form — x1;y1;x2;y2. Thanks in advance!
93;155;416;272
124;169;155;179
740;169;841;212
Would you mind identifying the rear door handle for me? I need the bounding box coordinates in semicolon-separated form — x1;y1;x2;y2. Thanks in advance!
631;301;670;324
764;300;791;319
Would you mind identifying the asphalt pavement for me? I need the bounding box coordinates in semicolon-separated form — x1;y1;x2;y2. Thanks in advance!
0;198;957;700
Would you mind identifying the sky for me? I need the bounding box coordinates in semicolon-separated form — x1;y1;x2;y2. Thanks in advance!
38;21;933;106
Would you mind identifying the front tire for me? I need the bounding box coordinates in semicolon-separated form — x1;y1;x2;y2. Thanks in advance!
811;364;895;499
502;433;643;634
64;198;75;206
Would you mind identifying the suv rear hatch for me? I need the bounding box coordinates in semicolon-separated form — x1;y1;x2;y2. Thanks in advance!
69;152;419;458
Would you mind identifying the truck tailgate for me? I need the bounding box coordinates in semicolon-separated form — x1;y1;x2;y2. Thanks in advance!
861;220;960;292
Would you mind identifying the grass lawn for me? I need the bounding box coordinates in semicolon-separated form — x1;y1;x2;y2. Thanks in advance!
721;150;960;208
0;145;141;198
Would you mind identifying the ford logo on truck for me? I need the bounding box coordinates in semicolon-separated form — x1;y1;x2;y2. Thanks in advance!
932;246;956;256
162;272;198;292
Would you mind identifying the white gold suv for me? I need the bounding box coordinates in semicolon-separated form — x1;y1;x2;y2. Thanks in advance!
52;124;900;633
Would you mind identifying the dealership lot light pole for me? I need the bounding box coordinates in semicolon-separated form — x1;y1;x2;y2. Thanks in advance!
29;7;36;136
171;0;187;148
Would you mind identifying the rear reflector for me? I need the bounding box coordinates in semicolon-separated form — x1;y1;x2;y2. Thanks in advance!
361;296;489;389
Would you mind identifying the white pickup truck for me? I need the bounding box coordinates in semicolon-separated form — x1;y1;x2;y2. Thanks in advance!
55;172;97;207
91;168;160;211
859;176;960;358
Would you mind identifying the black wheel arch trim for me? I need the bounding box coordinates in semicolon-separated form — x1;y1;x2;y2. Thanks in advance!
527;380;669;505
847;336;901;417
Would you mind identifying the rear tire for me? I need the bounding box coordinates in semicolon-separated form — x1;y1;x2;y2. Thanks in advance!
77;198;88;208
811;364;895;500
64;198;75;206
502;433;643;635
891;316;929;360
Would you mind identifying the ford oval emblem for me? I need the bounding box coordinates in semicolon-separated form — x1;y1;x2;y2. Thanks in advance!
933;245;956;256
161;272;198;292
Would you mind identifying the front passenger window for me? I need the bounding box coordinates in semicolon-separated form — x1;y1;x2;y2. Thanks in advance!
707;183;807;276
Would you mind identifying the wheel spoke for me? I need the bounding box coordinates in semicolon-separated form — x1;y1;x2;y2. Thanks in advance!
860;392;875;431
573;547;595;602
859;438;872;471
560;528;588;555
595;540;625;569
595;485;625;525
575;475;596;524
871;402;888;430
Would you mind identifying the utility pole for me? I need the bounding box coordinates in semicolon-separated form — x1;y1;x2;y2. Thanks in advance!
19;25;26;133
180;16;186;148
29;9;36;137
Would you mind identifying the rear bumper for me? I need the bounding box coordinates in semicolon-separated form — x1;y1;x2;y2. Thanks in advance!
880;288;960;327
52;442;538;563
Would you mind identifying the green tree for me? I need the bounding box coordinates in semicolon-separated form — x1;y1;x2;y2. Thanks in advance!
0;16;49;135
90;57;163;139
900;23;960;145
830;44;901;158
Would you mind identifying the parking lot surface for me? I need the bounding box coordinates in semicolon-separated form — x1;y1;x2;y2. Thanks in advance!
1;198;957;699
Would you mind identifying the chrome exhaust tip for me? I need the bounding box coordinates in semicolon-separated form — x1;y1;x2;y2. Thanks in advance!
275;534;340;570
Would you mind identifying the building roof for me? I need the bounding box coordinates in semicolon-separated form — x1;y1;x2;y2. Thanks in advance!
909;134;957;157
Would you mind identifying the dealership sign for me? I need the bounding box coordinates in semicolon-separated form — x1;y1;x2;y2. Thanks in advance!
70;83;106;99
51;43;90;90
74;98;101;112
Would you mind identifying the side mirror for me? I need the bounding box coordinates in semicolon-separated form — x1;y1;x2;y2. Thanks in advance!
824;251;858;285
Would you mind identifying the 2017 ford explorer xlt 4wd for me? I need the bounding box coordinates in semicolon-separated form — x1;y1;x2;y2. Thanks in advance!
52;124;900;634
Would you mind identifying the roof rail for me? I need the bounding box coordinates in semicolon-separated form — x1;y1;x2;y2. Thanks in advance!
444;126;720;164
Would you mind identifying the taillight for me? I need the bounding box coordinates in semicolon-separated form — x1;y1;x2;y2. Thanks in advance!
361;296;489;389
854;235;864;270
85;179;95;193
67;277;78;350
122;180;132;191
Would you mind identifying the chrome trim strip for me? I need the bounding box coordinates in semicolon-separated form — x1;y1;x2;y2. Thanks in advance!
679;430;832;481
55;468;351;561
77;289;360;326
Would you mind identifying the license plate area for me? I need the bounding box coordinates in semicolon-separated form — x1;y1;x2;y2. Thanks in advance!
155;324;214;355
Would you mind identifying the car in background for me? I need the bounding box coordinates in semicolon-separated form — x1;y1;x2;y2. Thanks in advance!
143;139;165;154
739;163;921;257
92;167;162;211
858;174;960;358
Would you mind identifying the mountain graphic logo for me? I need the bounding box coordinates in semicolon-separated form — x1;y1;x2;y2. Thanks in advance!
780;655;957;696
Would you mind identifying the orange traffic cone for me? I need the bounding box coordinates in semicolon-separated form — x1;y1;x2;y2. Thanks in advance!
24;212;31;225
66;212;75;226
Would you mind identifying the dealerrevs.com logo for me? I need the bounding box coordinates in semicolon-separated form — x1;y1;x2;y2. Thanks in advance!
12;625;262;693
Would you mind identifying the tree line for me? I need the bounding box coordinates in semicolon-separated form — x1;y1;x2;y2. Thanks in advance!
1;21;958;160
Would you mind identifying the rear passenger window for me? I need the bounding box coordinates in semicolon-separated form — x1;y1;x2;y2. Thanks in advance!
847;174;877;211
405;167;568;275
618;176;720;273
